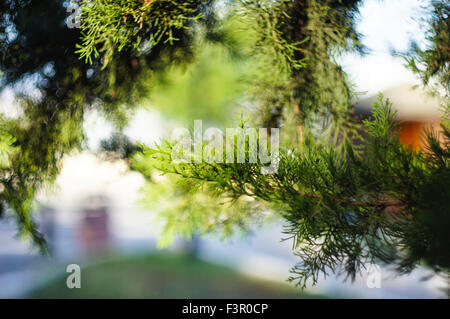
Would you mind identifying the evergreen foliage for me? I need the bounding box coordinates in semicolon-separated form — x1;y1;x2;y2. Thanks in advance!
406;0;449;99
142;96;449;287
76;0;205;66
0;0;449;289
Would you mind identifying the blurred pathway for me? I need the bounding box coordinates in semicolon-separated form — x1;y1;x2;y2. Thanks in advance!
197;223;448;299
1;208;448;298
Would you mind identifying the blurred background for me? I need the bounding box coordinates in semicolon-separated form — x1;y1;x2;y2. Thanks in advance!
0;0;448;298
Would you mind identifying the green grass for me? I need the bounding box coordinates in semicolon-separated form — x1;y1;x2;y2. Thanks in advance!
30;253;322;298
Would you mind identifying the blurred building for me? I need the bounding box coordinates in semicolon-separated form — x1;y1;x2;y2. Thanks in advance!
79;195;111;255
355;83;444;150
